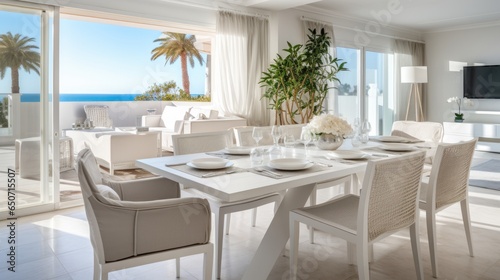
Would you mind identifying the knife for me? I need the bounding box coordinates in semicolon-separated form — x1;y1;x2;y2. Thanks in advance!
202;170;237;178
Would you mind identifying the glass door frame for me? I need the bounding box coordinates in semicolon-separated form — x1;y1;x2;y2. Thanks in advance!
0;0;60;219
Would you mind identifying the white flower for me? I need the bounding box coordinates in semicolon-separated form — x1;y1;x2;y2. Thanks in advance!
306;114;353;137
447;96;474;115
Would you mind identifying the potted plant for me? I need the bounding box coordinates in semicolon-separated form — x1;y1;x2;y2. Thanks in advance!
447;96;474;122
260;28;347;125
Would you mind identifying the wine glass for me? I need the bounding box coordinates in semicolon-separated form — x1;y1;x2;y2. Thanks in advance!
252;127;263;146
361;120;371;144
271;125;282;146
300;127;313;157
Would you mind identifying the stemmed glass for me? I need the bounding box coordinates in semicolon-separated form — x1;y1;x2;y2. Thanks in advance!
300;127;313;158
269;125;283;159
252;127;263;146
361;120;371;144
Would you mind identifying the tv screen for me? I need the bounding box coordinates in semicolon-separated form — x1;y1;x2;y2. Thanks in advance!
463;65;500;99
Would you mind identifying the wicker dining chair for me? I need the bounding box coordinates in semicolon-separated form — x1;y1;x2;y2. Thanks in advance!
290;151;426;280
419;138;477;278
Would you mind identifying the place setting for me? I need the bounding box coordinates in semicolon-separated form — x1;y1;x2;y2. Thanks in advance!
167;157;247;178
250;157;331;179
206;146;253;159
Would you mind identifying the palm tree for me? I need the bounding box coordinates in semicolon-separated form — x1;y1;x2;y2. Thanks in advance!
0;32;40;93
151;32;203;95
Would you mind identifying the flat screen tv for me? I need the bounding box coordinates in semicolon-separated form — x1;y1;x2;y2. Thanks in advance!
463;65;500;99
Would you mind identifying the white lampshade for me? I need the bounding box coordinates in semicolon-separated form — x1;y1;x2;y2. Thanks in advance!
401;66;428;83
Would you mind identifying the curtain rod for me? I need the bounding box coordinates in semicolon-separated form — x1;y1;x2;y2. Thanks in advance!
219;8;269;19
301;16;331;26
302;15;424;44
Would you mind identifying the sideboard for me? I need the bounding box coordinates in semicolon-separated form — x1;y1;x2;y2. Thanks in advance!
443;122;500;153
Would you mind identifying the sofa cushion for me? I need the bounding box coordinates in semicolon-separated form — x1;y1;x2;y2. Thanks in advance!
190;107;218;120
96;184;121;200
161;106;191;130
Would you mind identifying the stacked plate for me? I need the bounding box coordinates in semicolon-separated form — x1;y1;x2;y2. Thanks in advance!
187;158;234;170
326;150;370;160
268;158;313;171
223;146;252;155
378;143;418;152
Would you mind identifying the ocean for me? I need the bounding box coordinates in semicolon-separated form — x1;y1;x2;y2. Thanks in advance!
21;93;139;102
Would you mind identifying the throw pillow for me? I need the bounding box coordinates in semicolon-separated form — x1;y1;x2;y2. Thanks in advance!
96;184;121;200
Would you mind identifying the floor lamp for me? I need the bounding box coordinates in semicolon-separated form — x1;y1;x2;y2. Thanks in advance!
401;66;427;121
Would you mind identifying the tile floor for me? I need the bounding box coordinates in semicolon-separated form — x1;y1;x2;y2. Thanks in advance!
0;183;499;280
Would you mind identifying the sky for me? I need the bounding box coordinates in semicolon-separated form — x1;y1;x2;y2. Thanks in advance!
0;10;207;95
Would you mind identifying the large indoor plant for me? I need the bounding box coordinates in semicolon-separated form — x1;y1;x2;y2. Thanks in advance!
260;28;347;125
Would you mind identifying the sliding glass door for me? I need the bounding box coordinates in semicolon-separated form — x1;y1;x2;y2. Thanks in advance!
0;1;58;218
335;46;395;135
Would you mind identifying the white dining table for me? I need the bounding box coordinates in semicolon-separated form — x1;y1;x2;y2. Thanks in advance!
136;141;431;279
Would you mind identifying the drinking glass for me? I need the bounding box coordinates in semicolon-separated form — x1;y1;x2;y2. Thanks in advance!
300;127;313;157
271;125;282;146
250;147;264;166
361;120;371;144
283;134;295;148
252;127;263;146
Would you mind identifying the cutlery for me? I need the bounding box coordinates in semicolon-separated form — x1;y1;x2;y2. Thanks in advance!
165;162;188;167
370;153;389;157
310;161;333;167
254;166;283;177
202;170;237;178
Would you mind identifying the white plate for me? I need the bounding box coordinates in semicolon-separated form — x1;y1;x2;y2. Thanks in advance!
187;158;234;170
378;144;418;152
224;146;252;155
370;135;423;143
326;150;370;160
268;158;312;171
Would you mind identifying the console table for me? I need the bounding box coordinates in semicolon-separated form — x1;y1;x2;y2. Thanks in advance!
443;122;500;152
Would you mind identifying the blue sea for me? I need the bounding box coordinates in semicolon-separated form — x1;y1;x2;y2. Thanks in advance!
19;93;203;102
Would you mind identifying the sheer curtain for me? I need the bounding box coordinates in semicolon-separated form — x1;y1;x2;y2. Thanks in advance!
213;11;270;126
394;39;425;121
303;20;337;115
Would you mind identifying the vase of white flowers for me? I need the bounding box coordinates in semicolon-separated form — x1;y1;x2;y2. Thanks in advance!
447;97;474;122
305;114;353;150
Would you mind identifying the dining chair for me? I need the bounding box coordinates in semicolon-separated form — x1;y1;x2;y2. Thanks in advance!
419;138;477;278
172;131;283;279
232;126;273;146
391;121;444;143
290;151;426;280
84;105;114;128
76;148;213;280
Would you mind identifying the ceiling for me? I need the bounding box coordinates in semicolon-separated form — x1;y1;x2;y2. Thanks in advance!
219;0;500;32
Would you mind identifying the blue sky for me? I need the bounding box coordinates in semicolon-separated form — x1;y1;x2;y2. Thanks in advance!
0;10;207;95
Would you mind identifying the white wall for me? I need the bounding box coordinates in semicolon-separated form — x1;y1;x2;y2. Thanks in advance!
424;24;500;124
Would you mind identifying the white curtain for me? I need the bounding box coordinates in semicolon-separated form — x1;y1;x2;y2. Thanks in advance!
213;11;270;126
394;39;425;121
303;20;337;115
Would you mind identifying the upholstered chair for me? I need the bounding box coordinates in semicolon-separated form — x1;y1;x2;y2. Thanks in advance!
76;148;213;280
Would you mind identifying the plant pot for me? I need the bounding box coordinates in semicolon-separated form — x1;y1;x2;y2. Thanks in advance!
455;119;464;123
315;134;343;150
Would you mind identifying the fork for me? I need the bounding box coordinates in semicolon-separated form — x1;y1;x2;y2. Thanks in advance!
254;166;283;177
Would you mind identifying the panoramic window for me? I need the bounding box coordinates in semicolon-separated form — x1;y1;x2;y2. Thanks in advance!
59;17;212;102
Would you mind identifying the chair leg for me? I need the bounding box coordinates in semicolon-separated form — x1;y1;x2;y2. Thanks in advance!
93;254;100;280
251;208;257;227
427;210;438;278
176;258;180;278
225;214;231;235
461;199;474;257
309;189;317;244
203;246;214;280
356;241;370;280
215;212;225;279
289;217;300;280
410;223;424;280
347;242;356;265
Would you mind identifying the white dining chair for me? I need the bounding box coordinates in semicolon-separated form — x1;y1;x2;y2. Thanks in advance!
172;131;283;279
232;126;273;146
290;151;426;280
419;138;477;278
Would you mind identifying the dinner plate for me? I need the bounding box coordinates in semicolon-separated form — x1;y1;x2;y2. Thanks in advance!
378;143;418;152
370;135;423;143
224;146;252;155
187;158;234;170
326;150;370;160
267;158;313;171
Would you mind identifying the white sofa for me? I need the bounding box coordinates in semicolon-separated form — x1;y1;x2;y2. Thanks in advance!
141;105;247;151
66;129;161;175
